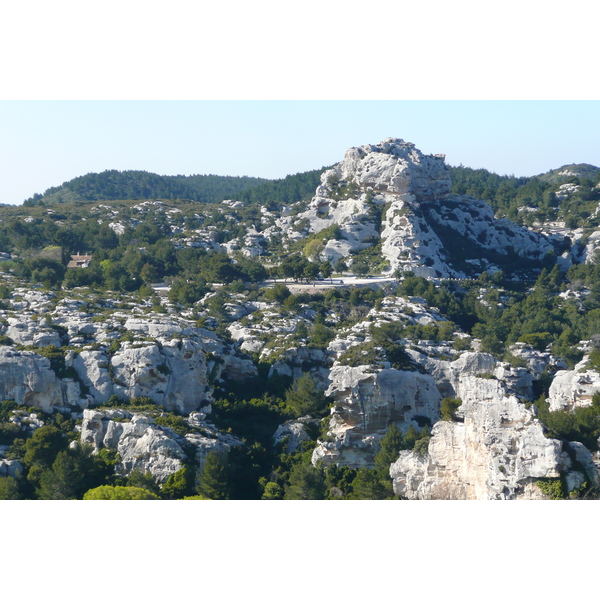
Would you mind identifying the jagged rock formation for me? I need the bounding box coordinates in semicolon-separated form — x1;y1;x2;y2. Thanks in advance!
267;346;331;385
508;343;567;379
5;316;61;347
0;296;254;414
406;350;496;398
109;340;212;414
312;365;441;468
548;356;600;412
271;138;555;278
389;375;597;499
80;409;242;483
0;346;80;411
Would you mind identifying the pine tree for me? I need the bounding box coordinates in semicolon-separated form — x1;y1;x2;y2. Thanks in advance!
284;462;326;500
197;452;231;500
285;373;328;418
348;467;394;500
374;423;404;471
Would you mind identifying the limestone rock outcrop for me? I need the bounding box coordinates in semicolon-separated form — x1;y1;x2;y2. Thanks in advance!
389;375;595;499
312;365;441;468
547;358;600;412
406;350;497;398
80;409;242;483
0;459;24;478
5;316;61;347
73;339;214;414
273;416;316;453
271;137;554;278
335;138;452;200
0;346;81;411
508;343;567;379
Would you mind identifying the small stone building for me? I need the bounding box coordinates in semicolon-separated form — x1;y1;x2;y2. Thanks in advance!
67;253;92;268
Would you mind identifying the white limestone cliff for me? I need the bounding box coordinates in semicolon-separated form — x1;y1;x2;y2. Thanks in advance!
547;356;600;412
389;375;596;499
312;365;441;468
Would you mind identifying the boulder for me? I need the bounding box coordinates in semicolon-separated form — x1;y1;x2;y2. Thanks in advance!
110;339;212;414
0;459;24;478
548;362;600;412
407;351;496;398
274;417;315;453
0;346;81;411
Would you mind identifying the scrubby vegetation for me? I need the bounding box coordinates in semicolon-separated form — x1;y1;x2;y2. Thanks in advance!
1;148;600;502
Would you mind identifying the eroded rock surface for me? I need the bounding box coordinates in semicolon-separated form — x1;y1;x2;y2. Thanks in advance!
390;375;595;499
312;365;441;468
0;346;80;411
548;357;600;412
80;409;242;483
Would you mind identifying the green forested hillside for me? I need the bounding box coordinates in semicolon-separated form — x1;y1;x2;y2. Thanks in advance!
24;170;271;206
23;166;331;209
232;167;330;210
449;164;600;227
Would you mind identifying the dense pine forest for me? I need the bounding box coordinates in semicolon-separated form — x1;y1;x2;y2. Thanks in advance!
23;171;270;206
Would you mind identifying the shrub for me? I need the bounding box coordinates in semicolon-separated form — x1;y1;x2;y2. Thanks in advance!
589;348;600;372
452;337;471;351
535;395;600;451
263;283;291;304
129;396;155;408
518;332;553;351
535;477;565;500
413;437;431;457
83;485;160;500
160;466;195;499
441;397;462;421
154;414;190;436
106;394;126;407
308;323;335;348
181;494;211;500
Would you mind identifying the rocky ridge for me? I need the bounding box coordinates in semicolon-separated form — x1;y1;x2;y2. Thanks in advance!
266;138;556;279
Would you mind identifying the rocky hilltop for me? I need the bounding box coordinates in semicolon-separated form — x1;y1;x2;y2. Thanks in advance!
264;138;555;279
1;137;600;500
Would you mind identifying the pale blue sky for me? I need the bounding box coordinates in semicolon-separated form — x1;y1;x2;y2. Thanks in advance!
1;100;599;206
